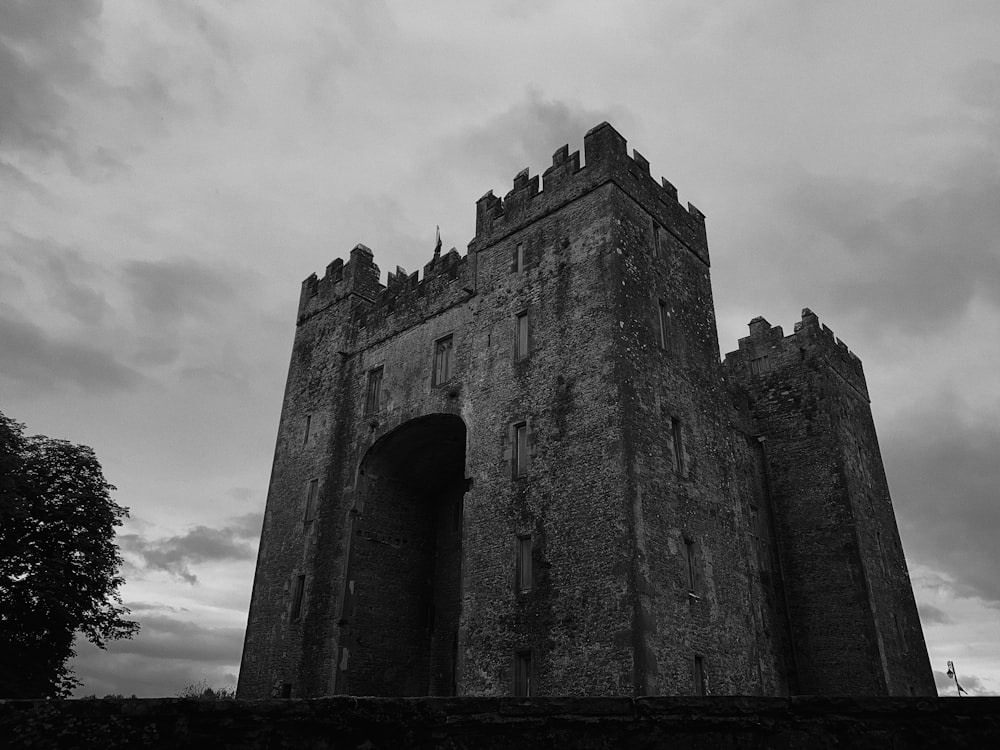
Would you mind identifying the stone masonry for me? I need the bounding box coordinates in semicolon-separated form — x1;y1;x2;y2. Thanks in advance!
237;123;935;698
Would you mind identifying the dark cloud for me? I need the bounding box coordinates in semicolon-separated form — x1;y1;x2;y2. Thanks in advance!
0;0;102;156
917;602;952;626
70;612;243;697
442;91;627;188
120;512;262;584
123;257;236;324
884;407;1000;604
0;308;145;394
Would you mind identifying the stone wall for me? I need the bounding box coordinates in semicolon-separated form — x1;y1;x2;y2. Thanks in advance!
2;697;998;749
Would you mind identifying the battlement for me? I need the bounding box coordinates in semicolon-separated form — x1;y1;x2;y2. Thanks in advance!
724;308;868;400
297;237;474;339
473;122;709;264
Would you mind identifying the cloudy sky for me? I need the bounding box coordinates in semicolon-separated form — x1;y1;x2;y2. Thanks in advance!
2;1;998;697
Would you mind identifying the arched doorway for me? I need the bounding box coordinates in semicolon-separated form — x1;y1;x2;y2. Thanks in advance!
338;414;467;696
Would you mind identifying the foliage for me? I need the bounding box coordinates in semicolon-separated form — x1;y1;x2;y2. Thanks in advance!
177;680;236;700
0;411;138;698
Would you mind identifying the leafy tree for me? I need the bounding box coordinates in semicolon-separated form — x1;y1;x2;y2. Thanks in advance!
0;411;138;698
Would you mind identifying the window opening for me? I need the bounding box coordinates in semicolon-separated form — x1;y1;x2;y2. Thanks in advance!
513;422;529;477
365;366;383;415
750;355;771;374
516;535;533;593
515;311;529;360
671;417;684;474
513;650;533;696
291;575;306;621
658;300;669;350
685;539;699;596
434;335;454;385
693;655;706;696
516;243;525;273
303;414;312;445
304;479;319;523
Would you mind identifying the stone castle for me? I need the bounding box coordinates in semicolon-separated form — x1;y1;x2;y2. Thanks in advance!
237;123;935;698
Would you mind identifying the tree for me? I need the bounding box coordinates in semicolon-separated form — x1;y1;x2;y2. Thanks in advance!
0;411;138;698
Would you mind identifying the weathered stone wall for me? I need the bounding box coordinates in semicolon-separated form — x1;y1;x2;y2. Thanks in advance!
2;697;998;749
724;310;936;695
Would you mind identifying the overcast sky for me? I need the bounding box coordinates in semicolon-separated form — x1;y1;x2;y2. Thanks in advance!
2;1;998;698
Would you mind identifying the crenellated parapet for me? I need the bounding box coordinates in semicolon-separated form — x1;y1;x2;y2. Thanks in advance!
473;122;710;264
724;308;868;401
297;244;382;323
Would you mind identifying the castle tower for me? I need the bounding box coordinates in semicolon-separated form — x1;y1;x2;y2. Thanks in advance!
237;123;933;698
724;311;936;695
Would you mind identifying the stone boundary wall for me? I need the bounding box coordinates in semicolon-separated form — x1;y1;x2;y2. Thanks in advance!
2;696;999;749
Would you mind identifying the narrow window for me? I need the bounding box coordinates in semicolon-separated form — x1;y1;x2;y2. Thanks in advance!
693;655;706;696
516;535;533;593
654;224;664;260
365;366;383;414
516;243;525;273
513;650;532;696
515;311;530;360
658;300;669;349
304;479;319;523
433;335;454;385
290;575;306;621
303;414;312;445
671;417;684;474
513;422;529;477
279;683;292;699
685;539;699;596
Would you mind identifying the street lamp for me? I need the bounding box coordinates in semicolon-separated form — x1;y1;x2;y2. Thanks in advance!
946;660;969;696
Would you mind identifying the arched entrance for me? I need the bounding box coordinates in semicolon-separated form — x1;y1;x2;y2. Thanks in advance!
338;414;467;696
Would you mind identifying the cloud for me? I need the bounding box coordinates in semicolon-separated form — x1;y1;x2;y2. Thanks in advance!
70;611;243;697
0;307;145;394
886;407;1000;604
0;0;102;157
917;602;951;626
120;512;262;584
123;257;236;323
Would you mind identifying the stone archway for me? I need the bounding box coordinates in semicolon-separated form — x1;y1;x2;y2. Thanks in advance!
338;414;467;696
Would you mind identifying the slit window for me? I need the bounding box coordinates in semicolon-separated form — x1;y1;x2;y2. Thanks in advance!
671;416;684;474
516;243;525;273
685;538;702;597
303;414;312;445
304;479;319;523
365;366;383;415
434;335;454;385
658;300;669;350
515;311;530;360
290;575;306;621
513;650;532;696
693;655;706;696
513;422;529;477
516;534;533;593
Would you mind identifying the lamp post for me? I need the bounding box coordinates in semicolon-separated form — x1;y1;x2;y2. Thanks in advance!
946;660;968;696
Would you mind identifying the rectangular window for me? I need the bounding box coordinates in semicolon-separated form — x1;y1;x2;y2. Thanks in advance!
671;416;684;474
303;414;312;445
685;539;699;595
515;311;529;360
513;650;532;697
693;655;706;696
516;535;533;593
658;300;669;350
365;366;383;415
290;575;306;621
513;422;529;477
279;683;292;699
304;478;319;523
516;243;525;273
433;335;454;385
654;224;664;259
750;355;771;374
